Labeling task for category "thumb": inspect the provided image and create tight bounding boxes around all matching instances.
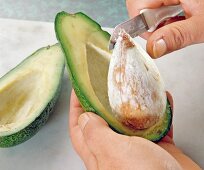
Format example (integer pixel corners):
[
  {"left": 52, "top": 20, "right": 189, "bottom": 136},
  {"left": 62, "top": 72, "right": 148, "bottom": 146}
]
[
  {"left": 147, "top": 17, "right": 204, "bottom": 58},
  {"left": 78, "top": 112, "right": 115, "bottom": 155}
]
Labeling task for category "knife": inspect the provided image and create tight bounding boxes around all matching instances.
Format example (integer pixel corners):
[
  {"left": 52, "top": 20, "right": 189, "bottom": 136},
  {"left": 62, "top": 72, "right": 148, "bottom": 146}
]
[{"left": 109, "top": 5, "right": 184, "bottom": 50}]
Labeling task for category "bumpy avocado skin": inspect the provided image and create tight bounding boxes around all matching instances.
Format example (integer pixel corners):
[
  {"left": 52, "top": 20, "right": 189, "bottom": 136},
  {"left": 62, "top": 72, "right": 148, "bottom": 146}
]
[
  {"left": 0, "top": 71, "right": 63, "bottom": 148},
  {"left": 55, "top": 12, "right": 172, "bottom": 142},
  {"left": 0, "top": 45, "right": 64, "bottom": 147}
]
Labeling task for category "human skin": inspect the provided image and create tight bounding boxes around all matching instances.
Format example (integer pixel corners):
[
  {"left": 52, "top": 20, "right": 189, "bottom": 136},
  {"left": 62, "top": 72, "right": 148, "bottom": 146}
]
[
  {"left": 69, "top": 90, "right": 201, "bottom": 170},
  {"left": 126, "top": 0, "right": 204, "bottom": 58}
]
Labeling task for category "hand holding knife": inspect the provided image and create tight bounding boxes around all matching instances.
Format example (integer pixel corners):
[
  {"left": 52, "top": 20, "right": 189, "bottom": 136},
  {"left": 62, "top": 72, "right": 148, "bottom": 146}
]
[{"left": 109, "top": 5, "right": 184, "bottom": 50}]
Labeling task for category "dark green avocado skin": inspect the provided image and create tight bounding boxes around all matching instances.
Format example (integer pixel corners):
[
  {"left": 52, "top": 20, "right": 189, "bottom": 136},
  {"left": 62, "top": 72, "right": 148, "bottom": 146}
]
[
  {"left": 0, "top": 75, "right": 62, "bottom": 148},
  {"left": 152, "top": 99, "right": 172, "bottom": 142},
  {"left": 0, "top": 44, "right": 64, "bottom": 148},
  {"left": 55, "top": 11, "right": 172, "bottom": 142}
]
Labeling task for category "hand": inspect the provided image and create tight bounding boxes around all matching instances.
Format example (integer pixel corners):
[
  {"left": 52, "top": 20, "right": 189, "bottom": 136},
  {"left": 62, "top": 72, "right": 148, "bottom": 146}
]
[
  {"left": 69, "top": 90, "right": 201, "bottom": 170},
  {"left": 126, "top": 0, "right": 204, "bottom": 58}
]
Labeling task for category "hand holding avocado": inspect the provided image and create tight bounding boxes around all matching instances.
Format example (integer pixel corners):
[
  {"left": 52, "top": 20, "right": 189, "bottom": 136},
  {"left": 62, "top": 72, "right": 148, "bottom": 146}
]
[
  {"left": 69, "top": 90, "right": 200, "bottom": 170},
  {"left": 62, "top": 1, "right": 204, "bottom": 169},
  {"left": 0, "top": 0, "right": 203, "bottom": 168},
  {"left": 54, "top": 10, "right": 202, "bottom": 169},
  {"left": 126, "top": 0, "right": 204, "bottom": 58}
]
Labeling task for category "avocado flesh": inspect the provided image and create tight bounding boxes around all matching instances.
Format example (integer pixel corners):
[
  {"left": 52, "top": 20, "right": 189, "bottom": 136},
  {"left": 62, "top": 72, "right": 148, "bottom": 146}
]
[
  {"left": 0, "top": 44, "right": 64, "bottom": 147},
  {"left": 55, "top": 12, "right": 172, "bottom": 141}
]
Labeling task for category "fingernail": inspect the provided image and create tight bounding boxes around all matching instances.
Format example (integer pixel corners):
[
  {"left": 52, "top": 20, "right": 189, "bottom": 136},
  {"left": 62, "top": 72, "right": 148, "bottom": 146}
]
[
  {"left": 153, "top": 39, "right": 167, "bottom": 58},
  {"left": 78, "top": 113, "right": 89, "bottom": 130}
]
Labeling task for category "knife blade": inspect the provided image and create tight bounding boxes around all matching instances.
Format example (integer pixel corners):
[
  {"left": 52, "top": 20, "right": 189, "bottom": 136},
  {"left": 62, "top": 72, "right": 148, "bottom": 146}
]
[
  {"left": 109, "top": 5, "right": 184, "bottom": 50},
  {"left": 109, "top": 14, "right": 148, "bottom": 50}
]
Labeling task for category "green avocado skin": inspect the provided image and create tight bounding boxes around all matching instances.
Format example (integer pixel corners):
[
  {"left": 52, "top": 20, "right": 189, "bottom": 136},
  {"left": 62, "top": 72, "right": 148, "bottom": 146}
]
[
  {"left": 55, "top": 12, "right": 172, "bottom": 142},
  {"left": 0, "top": 45, "right": 64, "bottom": 147},
  {"left": 0, "top": 81, "right": 62, "bottom": 148},
  {"left": 152, "top": 100, "right": 172, "bottom": 142},
  {"left": 54, "top": 11, "right": 109, "bottom": 114}
]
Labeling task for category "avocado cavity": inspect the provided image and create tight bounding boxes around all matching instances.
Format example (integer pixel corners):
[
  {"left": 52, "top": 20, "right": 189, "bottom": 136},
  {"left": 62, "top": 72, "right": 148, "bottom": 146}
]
[{"left": 0, "top": 44, "right": 64, "bottom": 147}]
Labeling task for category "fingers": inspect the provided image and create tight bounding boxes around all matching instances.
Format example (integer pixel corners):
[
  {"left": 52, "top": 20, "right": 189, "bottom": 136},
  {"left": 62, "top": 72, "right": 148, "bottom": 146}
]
[
  {"left": 69, "top": 89, "right": 85, "bottom": 157},
  {"left": 161, "top": 91, "right": 174, "bottom": 143},
  {"left": 166, "top": 91, "right": 173, "bottom": 111},
  {"left": 69, "top": 90, "right": 98, "bottom": 169},
  {"left": 126, "top": 0, "right": 204, "bottom": 58},
  {"left": 126, "top": 0, "right": 164, "bottom": 40},
  {"left": 147, "top": 17, "right": 204, "bottom": 58},
  {"left": 69, "top": 123, "right": 99, "bottom": 170},
  {"left": 126, "top": 0, "right": 184, "bottom": 41},
  {"left": 68, "top": 89, "right": 85, "bottom": 154},
  {"left": 69, "top": 89, "right": 82, "bottom": 108},
  {"left": 166, "top": 91, "right": 174, "bottom": 139},
  {"left": 126, "top": 0, "right": 180, "bottom": 18},
  {"left": 78, "top": 112, "right": 116, "bottom": 156},
  {"left": 69, "top": 89, "right": 84, "bottom": 129}
]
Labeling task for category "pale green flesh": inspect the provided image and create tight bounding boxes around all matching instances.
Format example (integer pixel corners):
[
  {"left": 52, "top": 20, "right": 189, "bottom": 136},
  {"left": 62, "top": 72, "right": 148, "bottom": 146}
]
[
  {"left": 0, "top": 44, "right": 64, "bottom": 137},
  {"left": 56, "top": 12, "right": 172, "bottom": 141}
]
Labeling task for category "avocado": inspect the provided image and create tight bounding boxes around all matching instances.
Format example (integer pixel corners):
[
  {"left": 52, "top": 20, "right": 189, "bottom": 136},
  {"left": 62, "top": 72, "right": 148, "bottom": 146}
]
[
  {"left": 0, "top": 44, "right": 64, "bottom": 147},
  {"left": 55, "top": 12, "right": 172, "bottom": 141}
]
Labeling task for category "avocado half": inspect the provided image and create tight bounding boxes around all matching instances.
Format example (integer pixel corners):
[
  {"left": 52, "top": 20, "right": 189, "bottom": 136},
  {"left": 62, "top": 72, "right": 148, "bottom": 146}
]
[
  {"left": 0, "top": 44, "right": 64, "bottom": 147},
  {"left": 55, "top": 12, "right": 172, "bottom": 141}
]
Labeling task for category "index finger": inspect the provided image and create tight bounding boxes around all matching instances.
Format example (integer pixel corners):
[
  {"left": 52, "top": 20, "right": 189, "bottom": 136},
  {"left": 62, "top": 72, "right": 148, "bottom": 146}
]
[
  {"left": 126, "top": 0, "right": 180, "bottom": 17},
  {"left": 126, "top": 0, "right": 181, "bottom": 39},
  {"left": 69, "top": 89, "right": 84, "bottom": 129}
]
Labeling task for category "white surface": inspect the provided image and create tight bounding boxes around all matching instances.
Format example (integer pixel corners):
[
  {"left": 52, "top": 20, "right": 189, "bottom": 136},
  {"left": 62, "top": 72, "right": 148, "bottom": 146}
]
[
  {"left": 0, "top": 19, "right": 84, "bottom": 170},
  {"left": 0, "top": 18, "right": 203, "bottom": 169}
]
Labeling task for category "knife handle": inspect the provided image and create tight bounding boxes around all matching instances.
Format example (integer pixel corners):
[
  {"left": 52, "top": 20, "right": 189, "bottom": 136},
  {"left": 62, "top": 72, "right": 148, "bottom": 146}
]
[{"left": 141, "top": 5, "right": 184, "bottom": 32}]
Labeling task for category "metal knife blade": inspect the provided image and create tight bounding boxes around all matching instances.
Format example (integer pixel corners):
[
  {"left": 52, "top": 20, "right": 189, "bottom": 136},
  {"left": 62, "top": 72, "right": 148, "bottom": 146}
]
[
  {"left": 109, "top": 5, "right": 184, "bottom": 50},
  {"left": 109, "top": 14, "right": 148, "bottom": 50}
]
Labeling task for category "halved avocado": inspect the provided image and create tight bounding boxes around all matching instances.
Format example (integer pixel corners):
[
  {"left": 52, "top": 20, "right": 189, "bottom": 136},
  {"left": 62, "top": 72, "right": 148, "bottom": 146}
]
[
  {"left": 0, "top": 44, "right": 64, "bottom": 147},
  {"left": 55, "top": 12, "right": 172, "bottom": 141}
]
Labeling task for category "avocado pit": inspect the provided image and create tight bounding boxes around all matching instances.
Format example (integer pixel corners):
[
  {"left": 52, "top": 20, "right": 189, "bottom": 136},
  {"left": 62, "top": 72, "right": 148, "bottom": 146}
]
[{"left": 108, "top": 31, "right": 166, "bottom": 130}]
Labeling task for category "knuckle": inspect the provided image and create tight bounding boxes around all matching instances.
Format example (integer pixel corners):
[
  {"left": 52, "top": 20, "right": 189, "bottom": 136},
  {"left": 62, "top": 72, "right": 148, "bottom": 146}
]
[
  {"left": 83, "top": 122, "right": 98, "bottom": 142},
  {"left": 172, "top": 25, "right": 185, "bottom": 48},
  {"left": 162, "top": 0, "right": 180, "bottom": 5},
  {"left": 84, "top": 125, "right": 95, "bottom": 140},
  {"left": 165, "top": 24, "right": 189, "bottom": 50}
]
